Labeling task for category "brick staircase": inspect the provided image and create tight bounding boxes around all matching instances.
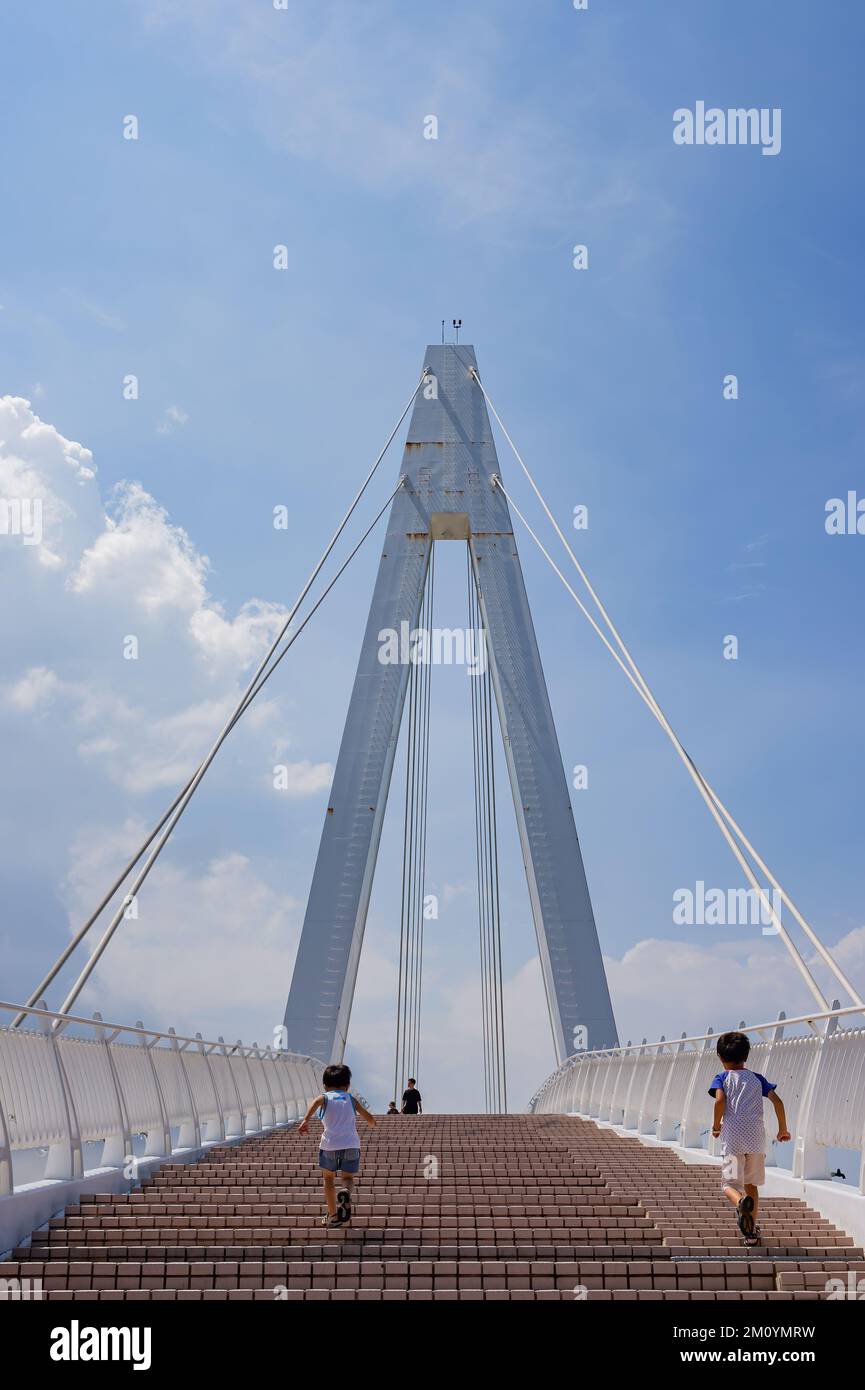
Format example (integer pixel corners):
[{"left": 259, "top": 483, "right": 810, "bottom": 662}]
[{"left": 3, "top": 1115, "right": 861, "bottom": 1300}]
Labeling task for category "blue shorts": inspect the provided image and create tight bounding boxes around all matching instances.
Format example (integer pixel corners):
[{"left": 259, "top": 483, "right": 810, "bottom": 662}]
[{"left": 318, "top": 1147, "right": 360, "bottom": 1174}]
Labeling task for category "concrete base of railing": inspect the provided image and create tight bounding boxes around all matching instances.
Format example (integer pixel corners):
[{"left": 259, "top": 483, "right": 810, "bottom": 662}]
[
  {"left": 583, "top": 1116, "right": 865, "bottom": 1251},
  {"left": 0, "top": 1121, "right": 299, "bottom": 1259}
]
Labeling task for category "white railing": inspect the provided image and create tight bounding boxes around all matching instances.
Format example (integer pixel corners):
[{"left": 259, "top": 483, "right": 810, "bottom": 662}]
[
  {"left": 0, "top": 1000, "right": 326, "bottom": 1196},
  {"left": 528, "top": 1005, "right": 865, "bottom": 1193}
]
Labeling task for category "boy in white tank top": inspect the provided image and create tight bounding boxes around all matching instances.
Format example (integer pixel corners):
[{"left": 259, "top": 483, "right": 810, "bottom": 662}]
[{"left": 299, "top": 1063, "right": 376, "bottom": 1227}]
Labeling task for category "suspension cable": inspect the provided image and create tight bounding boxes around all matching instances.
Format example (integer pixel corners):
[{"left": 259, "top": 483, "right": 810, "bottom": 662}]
[
  {"left": 475, "top": 370, "right": 863, "bottom": 1010},
  {"left": 467, "top": 545, "right": 507, "bottom": 1111},
  {"left": 393, "top": 545, "right": 434, "bottom": 1097},
  {"left": 23, "top": 373, "right": 428, "bottom": 1025},
  {"left": 17, "top": 477, "right": 412, "bottom": 1027},
  {"left": 412, "top": 546, "right": 434, "bottom": 1080},
  {"left": 467, "top": 548, "right": 491, "bottom": 1110},
  {"left": 495, "top": 474, "right": 833, "bottom": 1011},
  {"left": 404, "top": 566, "right": 425, "bottom": 1082},
  {"left": 15, "top": 475, "right": 408, "bottom": 1029}
]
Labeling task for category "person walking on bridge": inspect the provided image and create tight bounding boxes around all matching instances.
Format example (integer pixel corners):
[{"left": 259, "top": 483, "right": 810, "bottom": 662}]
[
  {"left": 299, "top": 1064, "right": 377, "bottom": 1228},
  {"left": 401, "top": 1079, "right": 422, "bottom": 1114}
]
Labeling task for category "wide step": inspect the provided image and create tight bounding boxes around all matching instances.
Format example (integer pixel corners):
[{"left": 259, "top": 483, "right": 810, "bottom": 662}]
[{"left": 3, "top": 1116, "right": 858, "bottom": 1300}]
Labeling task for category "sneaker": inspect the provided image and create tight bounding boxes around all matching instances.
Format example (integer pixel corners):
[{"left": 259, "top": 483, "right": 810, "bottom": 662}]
[
  {"left": 336, "top": 1187, "right": 353, "bottom": 1223},
  {"left": 743, "top": 1224, "right": 762, "bottom": 1247},
  {"left": 320, "top": 1211, "right": 348, "bottom": 1228},
  {"left": 736, "top": 1194, "right": 755, "bottom": 1238}
]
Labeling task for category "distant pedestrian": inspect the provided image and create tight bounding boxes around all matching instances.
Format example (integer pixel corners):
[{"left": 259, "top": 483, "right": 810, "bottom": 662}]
[
  {"left": 386, "top": 1101, "right": 399, "bottom": 1115},
  {"left": 401, "top": 1079, "right": 422, "bottom": 1115}
]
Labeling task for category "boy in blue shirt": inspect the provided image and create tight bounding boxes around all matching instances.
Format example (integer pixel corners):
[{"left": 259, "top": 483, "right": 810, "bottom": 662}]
[
  {"left": 298, "top": 1063, "right": 376, "bottom": 1228},
  {"left": 709, "top": 1030, "right": 790, "bottom": 1245}
]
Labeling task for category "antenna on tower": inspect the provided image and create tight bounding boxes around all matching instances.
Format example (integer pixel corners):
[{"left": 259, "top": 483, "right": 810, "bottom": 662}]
[
  {"left": 453, "top": 318, "right": 463, "bottom": 343},
  {"left": 441, "top": 320, "right": 445, "bottom": 345}
]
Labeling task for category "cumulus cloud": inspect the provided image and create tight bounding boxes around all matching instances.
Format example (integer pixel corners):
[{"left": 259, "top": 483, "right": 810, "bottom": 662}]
[
  {"left": 68, "top": 480, "right": 209, "bottom": 615},
  {"left": 0, "top": 395, "right": 343, "bottom": 1045},
  {"left": 271, "top": 759, "right": 333, "bottom": 797},
  {"left": 62, "top": 820, "right": 303, "bottom": 1040},
  {"left": 604, "top": 928, "right": 865, "bottom": 1045},
  {"left": 0, "top": 394, "right": 98, "bottom": 568},
  {"left": 343, "top": 925, "right": 865, "bottom": 1111},
  {"left": 5, "top": 665, "right": 59, "bottom": 712},
  {"left": 0, "top": 397, "right": 309, "bottom": 788}
]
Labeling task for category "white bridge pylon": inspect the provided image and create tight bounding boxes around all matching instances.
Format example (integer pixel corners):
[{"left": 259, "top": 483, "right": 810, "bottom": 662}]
[{"left": 283, "top": 345, "right": 618, "bottom": 1064}]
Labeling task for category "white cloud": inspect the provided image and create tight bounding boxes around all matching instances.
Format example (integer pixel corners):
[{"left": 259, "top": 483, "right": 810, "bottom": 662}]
[
  {"left": 68, "top": 480, "right": 209, "bottom": 614},
  {"left": 156, "top": 404, "right": 189, "bottom": 434},
  {"left": 0, "top": 397, "right": 326, "bottom": 795},
  {"left": 272, "top": 759, "right": 333, "bottom": 797},
  {"left": 0, "top": 395, "right": 98, "bottom": 568},
  {"left": 341, "top": 926, "right": 865, "bottom": 1111},
  {"left": 5, "top": 665, "right": 59, "bottom": 712},
  {"left": 63, "top": 822, "right": 302, "bottom": 1040},
  {"left": 139, "top": 3, "right": 673, "bottom": 239},
  {"left": 604, "top": 929, "right": 865, "bottom": 1046}
]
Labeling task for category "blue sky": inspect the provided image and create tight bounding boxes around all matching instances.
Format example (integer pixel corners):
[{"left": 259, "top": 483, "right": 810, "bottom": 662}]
[{"left": 1, "top": 1, "right": 864, "bottom": 1110}]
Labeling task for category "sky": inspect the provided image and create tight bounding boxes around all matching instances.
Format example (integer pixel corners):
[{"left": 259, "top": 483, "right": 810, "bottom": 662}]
[{"left": 1, "top": 1, "right": 864, "bottom": 1113}]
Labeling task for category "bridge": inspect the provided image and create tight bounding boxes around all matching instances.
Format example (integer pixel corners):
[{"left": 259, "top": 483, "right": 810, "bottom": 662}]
[{"left": 2, "top": 345, "right": 864, "bottom": 1310}]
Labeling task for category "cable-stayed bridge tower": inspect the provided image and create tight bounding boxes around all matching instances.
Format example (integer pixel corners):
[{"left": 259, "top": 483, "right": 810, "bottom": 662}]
[{"left": 283, "top": 344, "right": 618, "bottom": 1064}]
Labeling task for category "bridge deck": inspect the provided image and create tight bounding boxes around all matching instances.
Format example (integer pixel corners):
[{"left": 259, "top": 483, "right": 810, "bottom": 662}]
[{"left": 3, "top": 1116, "right": 861, "bottom": 1299}]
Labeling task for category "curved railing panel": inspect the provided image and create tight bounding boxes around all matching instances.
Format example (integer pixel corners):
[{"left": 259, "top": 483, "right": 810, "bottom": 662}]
[
  {"left": 151, "top": 1046, "right": 190, "bottom": 1129},
  {"left": 528, "top": 1005, "right": 865, "bottom": 1194},
  {"left": 0, "top": 1027, "right": 68, "bottom": 1148},
  {"left": 0, "top": 1002, "right": 327, "bottom": 1195},
  {"left": 109, "top": 1042, "right": 164, "bottom": 1135},
  {"left": 55, "top": 1036, "right": 122, "bottom": 1143},
  {"left": 811, "top": 1027, "right": 865, "bottom": 1150}
]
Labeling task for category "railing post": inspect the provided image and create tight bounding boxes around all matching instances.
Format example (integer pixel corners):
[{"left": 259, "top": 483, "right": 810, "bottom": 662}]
[
  {"left": 680, "top": 1026, "right": 714, "bottom": 1149},
  {"left": 583, "top": 1054, "right": 605, "bottom": 1117},
  {"left": 92, "top": 1012, "right": 133, "bottom": 1171},
  {"left": 197, "top": 1034, "right": 224, "bottom": 1142},
  {"left": 550, "top": 1060, "right": 568, "bottom": 1113},
  {"left": 656, "top": 1033, "right": 688, "bottom": 1140},
  {"left": 218, "top": 1037, "right": 244, "bottom": 1138},
  {"left": 793, "top": 1001, "right": 840, "bottom": 1181},
  {"left": 598, "top": 1048, "right": 626, "bottom": 1124},
  {"left": 231, "top": 1038, "right": 262, "bottom": 1134},
  {"left": 622, "top": 1040, "right": 647, "bottom": 1130},
  {"left": 136, "top": 1021, "right": 172, "bottom": 1159},
  {"left": 251, "top": 1043, "right": 277, "bottom": 1128},
  {"left": 170, "top": 1028, "right": 201, "bottom": 1151},
  {"left": 636, "top": 1037, "right": 665, "bottom": 1134},
  {"left": 605, "top": 1040, "right": 633, "bottom": 1127},
  {"left": 266, "top": 1047, "right": 289, "bottom": 1124},
  {"left": 0, "top": 1063, "right": 13, "bottom": 1194},
  {"left": 282, "top": 1057, "right": 303, "bottom": 1120},
  {"left": 41, "top": 1002, "right": 83, "bottom": 1182},
  {"left": 571, "top": 1056, "right": 591, "bottom": 1115}
]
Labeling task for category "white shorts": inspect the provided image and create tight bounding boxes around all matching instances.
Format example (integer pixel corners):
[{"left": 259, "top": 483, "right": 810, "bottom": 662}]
[{"left": 721, "top": 1152, "right": 765, "bottom": 1188}]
